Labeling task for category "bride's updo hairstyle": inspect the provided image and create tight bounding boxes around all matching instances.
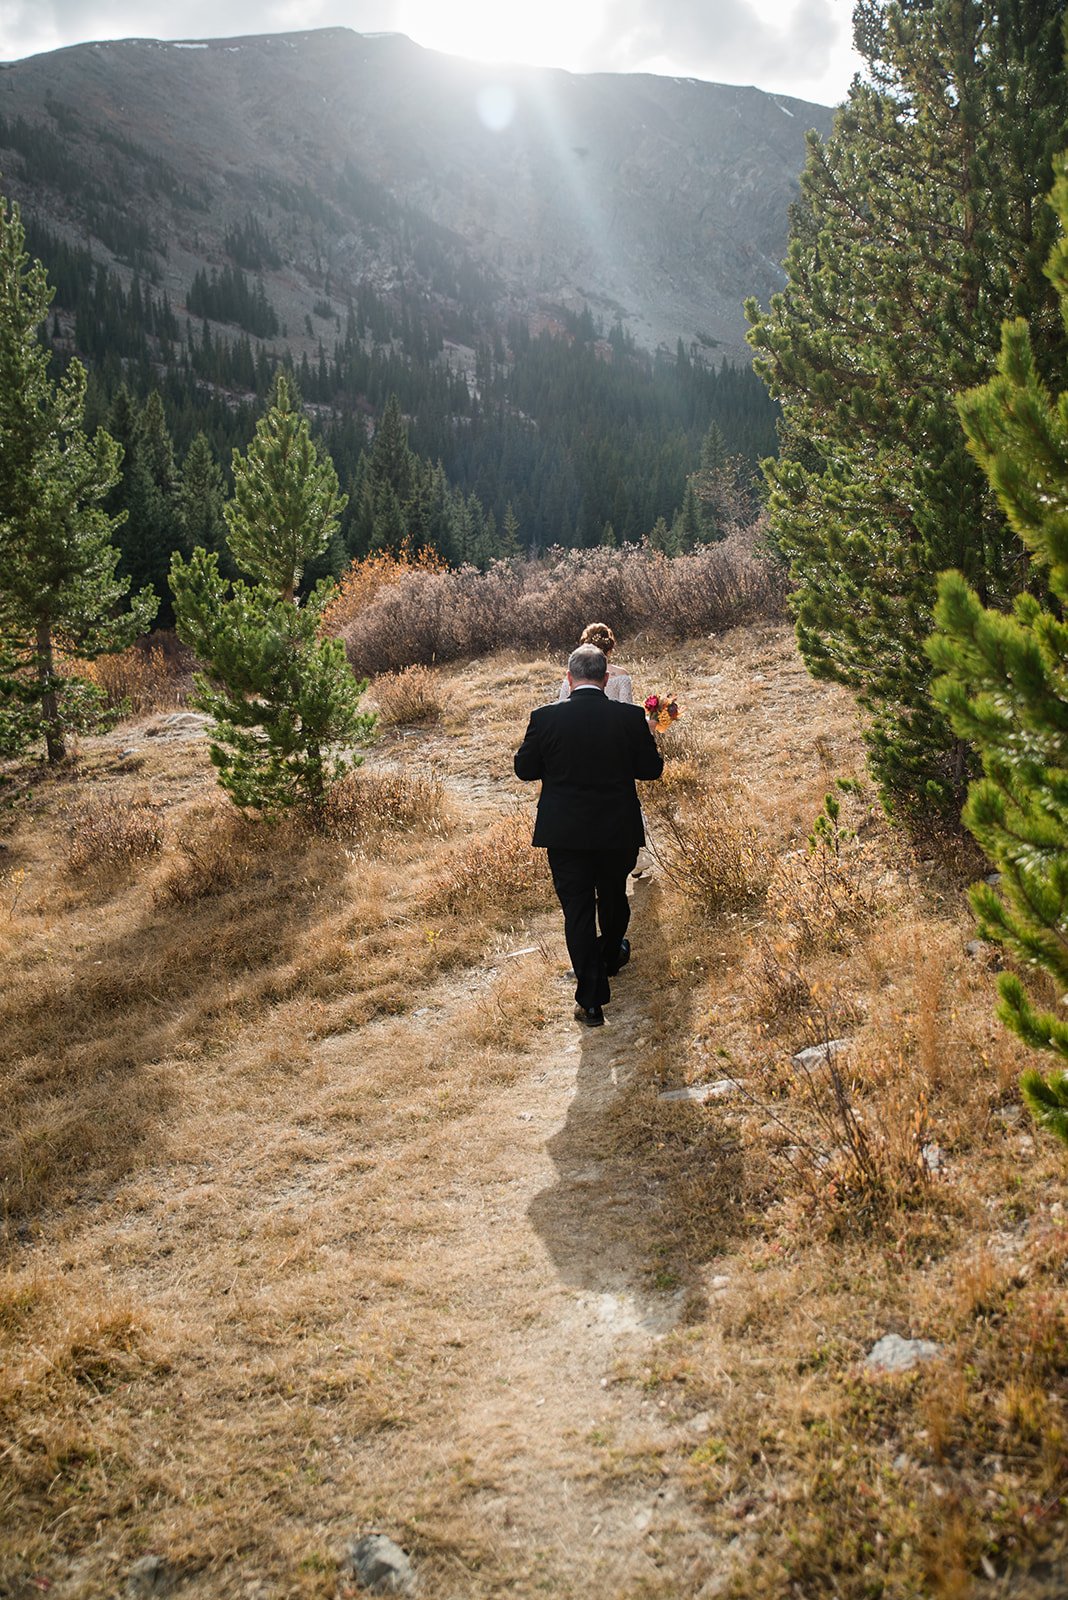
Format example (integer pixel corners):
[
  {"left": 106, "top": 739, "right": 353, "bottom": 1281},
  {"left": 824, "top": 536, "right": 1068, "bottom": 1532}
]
[{"left": 579, "top": 622, "right": 616, "bottom": 655}]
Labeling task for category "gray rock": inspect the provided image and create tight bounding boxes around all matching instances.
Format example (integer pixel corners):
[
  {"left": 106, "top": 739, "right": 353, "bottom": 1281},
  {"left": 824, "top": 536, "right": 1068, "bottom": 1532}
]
[
  {"left": 921, "top": 1143, "right": 944, "bottom": 1172},
  {"left": 792, "top": 1038, "right": 852, "bottom": 1069},
  {"left": 345, "top": 1534, "right": 416, "bottom": 1595},
  {"left": 658, "top": 1078, "right": 742, "bottom": 1103},
  {"left": 865, "top": 1334, "right": 940, "bottom": 1374},
  {"left": 126, "top": 1556, "right": 172, "bottom": 1597},
  {"left": 965, "top": 938, "right": 1002, "bottom": 971}
]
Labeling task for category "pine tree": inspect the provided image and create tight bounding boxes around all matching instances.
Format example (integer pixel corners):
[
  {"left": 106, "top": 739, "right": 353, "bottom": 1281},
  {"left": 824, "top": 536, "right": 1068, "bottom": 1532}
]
[
  {"left": 0, "top": 198, "right": 157, "bottom": 763},
  {"left": 671, "top": 481, "right": 704, "bottom": 553},
  {"left": 118, "top": 391, "right": 180, "bottom": 609},
  {"left": 748, "top": 0, "right": 1068, "bottom": 817},
  {"left": 224, "top": 373, "right": 345, "bottom": 602},
  {"left": 500, "top": 501, "right": 521, "bottom": 558},
  {"left": 649, "top": 516, "right": 678, "bottom": 556},
  {"left": 927, "top": 152, "right": 1068, "bottom": 1147},
  {"left": 687, "top": 420, "right": 747, "bottom": 541},
  {"left": 171, "top": 377, "right": 373, "bottom": 817},
  {"left": 176, "top": 432, "right": 226, "bottom": 564}
]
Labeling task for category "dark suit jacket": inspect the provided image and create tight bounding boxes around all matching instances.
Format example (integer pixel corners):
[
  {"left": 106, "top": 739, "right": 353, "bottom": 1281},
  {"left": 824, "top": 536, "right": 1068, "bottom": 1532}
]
[{"left": 514, "top": 686, "right": 664, "bottom": 852}]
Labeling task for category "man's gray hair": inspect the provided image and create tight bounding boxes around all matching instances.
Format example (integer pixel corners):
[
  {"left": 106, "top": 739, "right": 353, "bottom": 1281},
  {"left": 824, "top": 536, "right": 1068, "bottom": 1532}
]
[{"left": 568, "top": 644, "right": 608, "bottom": 682}]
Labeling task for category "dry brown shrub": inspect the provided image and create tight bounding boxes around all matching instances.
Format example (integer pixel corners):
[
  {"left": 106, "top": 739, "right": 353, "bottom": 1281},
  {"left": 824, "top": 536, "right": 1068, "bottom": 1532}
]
[
  {"left": 647, "top": 784, "right": 771, "bottom": 916},
  {"left": 750, "top": 1033, "right": 933, "bottom": 1234},
  {"left": 78, "top": 638, "right": 189, "bottom": 715},
  {"left": 66, "top": 794, "right": 164, "bottom": 874},
  {"left": 338, "top": 532, "right": 786, "bottom": 674},
  {"left": 320, "top": 542, "right": 447, "bottom": 635},
  {"left": 320, "top": 768, "right": 449, "bottom": 839},
  {"left": 371, "top": 665, "right": 444, "bottom": 726},
  {"left": 749, "top": 939, "right": 817, "bottom": 1029},
  {"left": 426, "top": 813, "right": 553, "bottom": 917}
]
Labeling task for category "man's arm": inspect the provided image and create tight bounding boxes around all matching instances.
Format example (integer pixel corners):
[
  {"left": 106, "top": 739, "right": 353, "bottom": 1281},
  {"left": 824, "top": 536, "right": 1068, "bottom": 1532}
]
[
  {"left": 514, "top": 712, "right": 545, "bottom": 781},
  {"left": 632, "top": 710, "right": 664, "bottom": 781}
]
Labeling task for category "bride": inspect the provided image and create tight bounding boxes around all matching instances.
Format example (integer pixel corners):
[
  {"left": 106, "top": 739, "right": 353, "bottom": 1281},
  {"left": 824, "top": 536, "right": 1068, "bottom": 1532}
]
[{"left": 557, "top": 622, "right": 633, "bottom": 702}]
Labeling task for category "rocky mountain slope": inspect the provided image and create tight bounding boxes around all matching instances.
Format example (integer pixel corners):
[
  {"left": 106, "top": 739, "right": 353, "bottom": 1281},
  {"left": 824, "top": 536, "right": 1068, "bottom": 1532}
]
[{"left": 0, "top": 27, "right": 834, "bottom": 361}]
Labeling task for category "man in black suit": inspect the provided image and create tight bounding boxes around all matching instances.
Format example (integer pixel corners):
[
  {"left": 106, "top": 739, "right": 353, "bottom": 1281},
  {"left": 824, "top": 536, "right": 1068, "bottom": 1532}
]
[{"left": 514, "top": 643, "right": 664, "bottom": 1026}]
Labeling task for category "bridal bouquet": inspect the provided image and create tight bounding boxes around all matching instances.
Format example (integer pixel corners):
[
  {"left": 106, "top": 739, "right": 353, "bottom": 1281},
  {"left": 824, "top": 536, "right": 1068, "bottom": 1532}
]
[{"left": 644, "top": 692, "right": 680, "bottom": 734}]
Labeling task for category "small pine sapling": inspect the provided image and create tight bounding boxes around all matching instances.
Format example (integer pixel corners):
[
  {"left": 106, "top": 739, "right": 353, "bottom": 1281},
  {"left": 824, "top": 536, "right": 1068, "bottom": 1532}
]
[{"left": 171, "top": 375, "right": 376, "bottom": 819}]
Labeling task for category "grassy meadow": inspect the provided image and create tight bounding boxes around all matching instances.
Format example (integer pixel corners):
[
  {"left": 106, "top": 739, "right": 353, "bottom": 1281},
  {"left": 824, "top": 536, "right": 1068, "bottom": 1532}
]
[{"left": 1, "top": 610, "right": 1066, "bottom": 1599}]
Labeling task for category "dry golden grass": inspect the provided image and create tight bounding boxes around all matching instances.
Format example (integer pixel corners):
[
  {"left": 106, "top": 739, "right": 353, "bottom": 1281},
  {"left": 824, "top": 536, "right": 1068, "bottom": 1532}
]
[
  {"left": 369, "top": 664, "right": 445, "bottom": 727},
  {"left": 65, "top": 790, "right": 165, "bottom": 873},
  {"left": 1, "top": 622, "right": 1067, "bottom": 1600},
  {"left": 425, "top": 811, "right": 554, "bottom": 918}
]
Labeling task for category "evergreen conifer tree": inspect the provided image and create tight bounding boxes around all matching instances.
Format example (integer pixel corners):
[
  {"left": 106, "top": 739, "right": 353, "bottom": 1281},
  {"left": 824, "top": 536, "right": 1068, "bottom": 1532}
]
[
  {"left": 223, "top": 373, "right": 345, "bottom": 603},
  {"left": 649, "top": 516, "right": 678, "bottom": 556},
  {"left": 928, "top": 153, "right": 1068, "bottom": 1146},
  {"left": 501, "top": 502, "right": 522, "bottom": 558},
  {"left": 171, "top": 377, "right": 373, "bottom": 818},
  {"left": 671, "top": 481, "right": 704, "bottom": 552},
  {"left": 0, "top": 198, "right": 156, "bottom": 762},
  {"left": 747, "top": 0, "right": 1068, "bottom": 816},
  {"left": 176, "top": 432, "right": 227, "bottom": 565}
]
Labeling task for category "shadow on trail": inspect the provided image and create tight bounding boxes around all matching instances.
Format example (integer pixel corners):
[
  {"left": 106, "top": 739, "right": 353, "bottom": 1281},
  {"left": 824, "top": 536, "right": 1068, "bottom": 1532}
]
[{"left": 528, "top": 879, "right": 747, "bottom": 1324}]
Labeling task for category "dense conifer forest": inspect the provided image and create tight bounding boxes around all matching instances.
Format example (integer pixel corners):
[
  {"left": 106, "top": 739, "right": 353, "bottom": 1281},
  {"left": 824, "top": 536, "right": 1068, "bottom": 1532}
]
[{"left": 17, "top": 198, "right": 776, "bottom": 608}]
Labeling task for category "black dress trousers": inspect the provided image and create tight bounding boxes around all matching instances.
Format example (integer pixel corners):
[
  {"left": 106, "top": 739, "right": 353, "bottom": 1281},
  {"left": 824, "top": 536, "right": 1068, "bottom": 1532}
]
[{"left": 548, "top": 844, "right": 638, "bottom": 1009}]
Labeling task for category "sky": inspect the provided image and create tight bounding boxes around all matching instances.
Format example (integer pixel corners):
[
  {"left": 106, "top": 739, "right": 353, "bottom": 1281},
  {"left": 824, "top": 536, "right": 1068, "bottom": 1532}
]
[{"left": 0, "top": 0, "right": 862, "bottom": 106}]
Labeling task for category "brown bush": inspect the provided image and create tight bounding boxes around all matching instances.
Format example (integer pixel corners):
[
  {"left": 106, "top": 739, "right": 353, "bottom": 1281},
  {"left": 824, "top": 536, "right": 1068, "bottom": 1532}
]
[
  {"left": 66, "top": 794, "right": 165, "bottom": 874},
  {"left": 338, "top": 529, "right": 786, "bottom": 675},
  {"left": 749, "top": 940, "right": 817, "bottom": 1029},
  {"left": 320, "top": 768, "right": 449, "bottom": 839},
  {"left": 766, "top": 796, "right": 883, "bottom": 950},
  {"left": 425, "top": 813, "right": 553, "bottom": 917},
  {"left": 371, "top": 665, "right": 444, "bottom": 727},
  {"left": 754, "top": 1039, "right": 933, "bottom": 1234},
  {"left": 320, "top": 543, "right": 448, "bottom": 636},
  {"left": 79, "top": 638, "right": 190, "bottom": 715},
  {"left": 647, "top": 784, "right": 771, "bottom": 916}
]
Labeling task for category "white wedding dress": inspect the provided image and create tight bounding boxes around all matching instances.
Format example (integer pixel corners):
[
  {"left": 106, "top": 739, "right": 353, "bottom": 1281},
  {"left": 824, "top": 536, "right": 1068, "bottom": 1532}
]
[{"left": 557, "top": 669, "right": 634, "bottom": 703}]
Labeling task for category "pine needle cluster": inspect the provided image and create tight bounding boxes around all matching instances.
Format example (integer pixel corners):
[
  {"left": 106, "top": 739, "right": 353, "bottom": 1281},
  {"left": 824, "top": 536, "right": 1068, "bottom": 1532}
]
[{"left": 928, "top": 153, "right": 1068, "bottom": 1146}]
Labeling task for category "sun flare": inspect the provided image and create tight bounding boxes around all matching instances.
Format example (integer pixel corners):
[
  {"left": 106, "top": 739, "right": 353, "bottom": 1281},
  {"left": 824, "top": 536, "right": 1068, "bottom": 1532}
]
[{"left": 397, "top": 0, "right": 606, "bottom": 72}]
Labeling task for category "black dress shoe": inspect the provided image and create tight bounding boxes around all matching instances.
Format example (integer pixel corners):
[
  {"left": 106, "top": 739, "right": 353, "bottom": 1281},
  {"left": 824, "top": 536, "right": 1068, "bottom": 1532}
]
[
  {"left": 574, "top": 1004, "right": 605, "bottom": 1027},
  {"left": 606, "top": 939, "right": 630, "bottom": 977}
]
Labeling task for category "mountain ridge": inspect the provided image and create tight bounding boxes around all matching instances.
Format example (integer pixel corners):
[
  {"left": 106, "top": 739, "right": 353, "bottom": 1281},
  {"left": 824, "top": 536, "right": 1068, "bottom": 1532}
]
[{"left": 0, "top": 27, "right": 834, "bottom": 362}]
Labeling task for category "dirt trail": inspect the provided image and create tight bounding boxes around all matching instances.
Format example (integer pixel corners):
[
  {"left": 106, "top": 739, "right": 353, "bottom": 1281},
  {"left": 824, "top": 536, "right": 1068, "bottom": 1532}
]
[
  {"left": 314, "top": 903, "right": 727, "bottom": 1598},
  {"left": 7, "top": 626, "right": 861, "bottom": 1599}
]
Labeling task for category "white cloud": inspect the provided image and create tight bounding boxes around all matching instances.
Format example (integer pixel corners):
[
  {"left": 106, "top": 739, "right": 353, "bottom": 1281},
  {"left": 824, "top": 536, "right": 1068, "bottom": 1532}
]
[
  {"left": 587, "top": 0, "right": 855, "bottom": 101},
  {"left": 0, "top": 0, "right": 859, "bottom": 102}
]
